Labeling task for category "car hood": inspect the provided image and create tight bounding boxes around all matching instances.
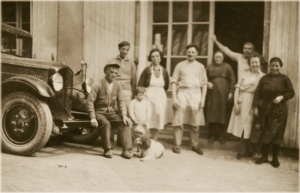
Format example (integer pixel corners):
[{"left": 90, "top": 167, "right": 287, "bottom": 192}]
[{"left": 1, "top": 53, "right": 70, "bottom": 73}]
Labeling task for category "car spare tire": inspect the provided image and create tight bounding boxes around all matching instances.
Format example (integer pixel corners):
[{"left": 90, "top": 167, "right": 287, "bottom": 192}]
[{"left": 2, "top": 92, "right": 53, "bottom": 156}]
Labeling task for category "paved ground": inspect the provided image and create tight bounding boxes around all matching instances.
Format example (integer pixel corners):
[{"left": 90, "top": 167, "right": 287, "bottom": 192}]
[{"left": 2, "top": 137, "right": 299, "bottom": 192}]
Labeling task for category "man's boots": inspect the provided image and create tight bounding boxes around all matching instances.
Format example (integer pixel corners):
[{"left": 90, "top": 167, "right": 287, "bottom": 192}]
[{"left": 255, "top": 143, "right": 269, "bottom": 164}]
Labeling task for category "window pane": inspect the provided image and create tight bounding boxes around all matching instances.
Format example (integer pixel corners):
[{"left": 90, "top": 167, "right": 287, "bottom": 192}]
[
  {"left": 170, "top": 58, "right": 185, "bottom": 76},
  {"left": 22, "top": 2, "right": 30, "bottom": 22},
  {"left": 2, "top": 2, "right": 16, "bottom": 22},
  {"left": 21, "top": 38, "right": 31, "bottom": 58},
  {"left": 173, "top": 2, "right": 188, "bottom": 22},
  {"left": 192, "top": 25, "right": 209, "bottom": 56},
  {"left": 22, "top": 23, "right": 30, "bottom": 32},
  {"left": 153, "top": 2, "right": 168, "bottom": 23},
  {"left": 152, "top": 25, "right": 168, "bottom": 56},
  {"left": 193, "top": 2, "right": 210, "bottom": 22},
  {"left": 2, "top": 32, "right": 17, "bottom": 55},
  {"left": 160, "top": 57, "right": 167, "bottom": 69},
  {"left": 171, "top": 25, "right": 188, "bottom": 56},
  {"left": 196, "top": 58, "right": 207, "bottom": 67}
]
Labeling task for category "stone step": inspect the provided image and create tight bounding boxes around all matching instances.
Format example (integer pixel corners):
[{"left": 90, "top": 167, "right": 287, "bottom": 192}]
[{"left": 159, "top": 124, "right": 239, "bottom": 142}]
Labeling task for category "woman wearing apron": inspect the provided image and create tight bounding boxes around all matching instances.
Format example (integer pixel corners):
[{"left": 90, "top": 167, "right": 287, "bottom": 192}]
[
  {"left": 227, "top": 53, "right": 265, "bottom": 160},
  {"left": 138, "top": 49, "right": 170, "bottom": 140}
]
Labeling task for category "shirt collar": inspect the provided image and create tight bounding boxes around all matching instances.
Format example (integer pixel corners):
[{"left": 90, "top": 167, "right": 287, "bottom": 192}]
[{"left": 116, "top": 55, "right": 129, "bottom": 61}]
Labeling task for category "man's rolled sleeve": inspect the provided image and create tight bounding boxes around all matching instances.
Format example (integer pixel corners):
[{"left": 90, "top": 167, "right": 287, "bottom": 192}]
[
  {"left": 171, "top": 63, "right": 181, "bottom": 85},
  {"left": 86, "top": 84, "right": 99, "bottom": 119}
]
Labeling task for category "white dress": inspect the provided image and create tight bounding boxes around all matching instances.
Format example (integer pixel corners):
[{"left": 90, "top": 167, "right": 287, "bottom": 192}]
[
  {"left": 145, "top": 66, "right": 168, "bottom": 130},
  {"left": 227, "top": 71, "right": 265, "bottom": 139}
]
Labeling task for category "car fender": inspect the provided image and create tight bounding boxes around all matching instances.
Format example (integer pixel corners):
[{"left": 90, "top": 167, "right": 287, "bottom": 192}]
[{"left": 2, "top": 75, "right": 54, "bottom": 97}]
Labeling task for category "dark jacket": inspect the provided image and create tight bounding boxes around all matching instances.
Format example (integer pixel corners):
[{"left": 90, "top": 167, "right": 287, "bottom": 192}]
[{"left": 138, "top": 65, "right": 170, "bottom": 91}]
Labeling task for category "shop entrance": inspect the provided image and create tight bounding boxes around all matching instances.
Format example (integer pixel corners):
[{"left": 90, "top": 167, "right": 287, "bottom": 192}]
[{"left": 214, "top": 2, "right": 265, "bottom": 77}]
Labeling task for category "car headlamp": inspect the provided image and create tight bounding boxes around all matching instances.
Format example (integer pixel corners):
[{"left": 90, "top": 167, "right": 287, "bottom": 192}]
[{"left": 51, "top": 73, "right": 63, "bottom": 91}]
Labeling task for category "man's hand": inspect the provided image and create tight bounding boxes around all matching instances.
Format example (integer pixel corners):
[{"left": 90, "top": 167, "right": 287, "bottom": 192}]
[
  {"left": 199, "top": 100, "right": 205, "bottom": 109},
  {"left": 133, "top": 120, "right": 139, "bottom": 125},
  {"left": 207, "top": 82, "right": 214, "bottom": 89},
  {"left": 172, "top": 100, "right": 180, "bottom": 111},
  {"left": 90, "top": 118, "right": 98, "bottom": 128},
  {"left": 211, "top": 34, "right": 217, "bottom": 42},
  {"left": 228, "top": 93, "right": 233, "bottom": 101},
  {"left": 273, "top": 96, "right": 284, "bottom": 104},
  {"left": 234, "top": 104, "right": 240, "bottom": 115},
  {"left": 253, "top": 107, "right": 259, "bottom": 117},
  {"left": 123, "top": 115, "right": 132, "bottom": 127}
]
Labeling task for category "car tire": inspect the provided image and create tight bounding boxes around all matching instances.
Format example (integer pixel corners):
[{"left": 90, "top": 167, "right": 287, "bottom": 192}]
[
  {"left": 2, "top": 92, "right": 53, "bottom": 156},
  {"left": 64, "top": 127, "right": 101, "bottom": 144}
]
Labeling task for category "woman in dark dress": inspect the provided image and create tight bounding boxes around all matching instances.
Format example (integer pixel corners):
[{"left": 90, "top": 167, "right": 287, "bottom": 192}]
[
  {"left": 252, "top": 57, "right": 295, "bottom": 168},
  {"left": 206, "top": 50, "right": 236, "bottom": 144}
]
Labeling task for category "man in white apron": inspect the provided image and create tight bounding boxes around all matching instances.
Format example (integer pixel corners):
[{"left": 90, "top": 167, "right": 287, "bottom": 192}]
[{"left": 171, "top": 44, "right": 208, "bottom": 155}]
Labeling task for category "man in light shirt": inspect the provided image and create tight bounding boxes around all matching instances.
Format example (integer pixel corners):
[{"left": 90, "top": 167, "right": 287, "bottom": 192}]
[
  {"left": 171, "top": 44, "right": 208, "bottom": 155},
  {"left": 87, "top": 60, "right": 133, "bottom": 159},
  {"left": 211, "top": 34, "right": 255, "bottom": 80}
]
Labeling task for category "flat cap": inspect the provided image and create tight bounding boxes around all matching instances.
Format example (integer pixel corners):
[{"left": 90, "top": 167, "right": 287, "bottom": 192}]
[{"left": 104, "top": 60, "right": 120, "bottom": 72}]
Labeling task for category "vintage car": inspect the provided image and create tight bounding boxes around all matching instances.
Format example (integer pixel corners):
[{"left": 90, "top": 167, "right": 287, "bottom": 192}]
[{"left": 1, "top": 23, "right": 100, "bottom": 156}]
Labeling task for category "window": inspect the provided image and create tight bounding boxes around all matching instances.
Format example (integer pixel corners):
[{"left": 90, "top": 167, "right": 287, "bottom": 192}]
[
  {"left": 150, "top": 1, "right": 214, "bottom": 75},
  {"left": 1, "top": 1, "right": 31, "bottom": 57}
]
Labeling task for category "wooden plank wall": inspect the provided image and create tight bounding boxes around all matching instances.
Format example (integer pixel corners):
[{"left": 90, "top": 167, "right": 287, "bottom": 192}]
[
  {"left": 268, "top": 1, "right": 299, "bottom": 148},
  {"left": 83, "top": 1, "right": 136, "bottom": 82},
  {"left": 32, "top": 1, "right": 58, "bottom": 61}
]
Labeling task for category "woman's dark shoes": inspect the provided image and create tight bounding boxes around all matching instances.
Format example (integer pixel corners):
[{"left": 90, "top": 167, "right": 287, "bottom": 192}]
[
  {"left": 237, "top": 153, "right": 244, "bottom": 160},
  {"left": 219, "top": 137, "right": 225, "bottom": 144},
  {"left": 271, "top": 159, "right": 280, "bottom": 168},
  {"left": 172, "top": 146, "right": 181, "bottom": 154},
  {"left": 255, "top": 157, "right": 268, "bottom": 164},
  {"left": 247, "top": 150, "right": 254, "bottom": 157},
  {"left": 208, "top": 137, "right": 215, "bottom": 143}
]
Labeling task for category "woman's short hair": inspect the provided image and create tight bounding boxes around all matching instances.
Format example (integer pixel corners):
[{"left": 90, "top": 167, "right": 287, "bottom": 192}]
[
  {"left": 270, "top": 57, "right": 283, "bottom": 67},
  {"left": 247, "top": 52, "right": 264, "bottom": 66},
  {"left": 186, "top": 44, "right": 199, "bottom": 52},
  {"left": 147, "top": 49, "right": 164, "bottom": 62},
  {"left": 135, "top": 86, "right": 146, "bottom": 95},
  {"left": 214, "top": 50, "right": 225, "bottom": 57},
  {"left": 118, "top": 41, "right": 130, "bottom": 49}
]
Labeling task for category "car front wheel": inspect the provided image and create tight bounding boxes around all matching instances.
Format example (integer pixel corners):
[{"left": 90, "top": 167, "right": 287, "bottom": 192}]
[{"left": 2, "top": 92, "right": 53, "bottom": 156}]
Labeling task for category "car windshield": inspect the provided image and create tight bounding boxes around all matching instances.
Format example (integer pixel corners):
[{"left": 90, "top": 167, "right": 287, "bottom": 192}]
[{"left": 1, "top": 23, "right": 32, "bottom": 58}]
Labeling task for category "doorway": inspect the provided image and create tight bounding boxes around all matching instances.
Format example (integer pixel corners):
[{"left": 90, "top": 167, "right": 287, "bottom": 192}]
[{"left": 214, "top": 2, "right": 265, "bottom": 77}]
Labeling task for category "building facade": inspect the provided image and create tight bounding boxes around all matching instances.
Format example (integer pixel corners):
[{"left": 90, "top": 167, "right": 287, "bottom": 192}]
[{"left": 2, "top": 1, "right": 299, "bottom": 148}]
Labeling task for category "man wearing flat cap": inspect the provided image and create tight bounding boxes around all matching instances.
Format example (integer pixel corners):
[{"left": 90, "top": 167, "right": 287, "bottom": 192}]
[{"left": 87, "top": 60, "right": 133, "bottom": 159}]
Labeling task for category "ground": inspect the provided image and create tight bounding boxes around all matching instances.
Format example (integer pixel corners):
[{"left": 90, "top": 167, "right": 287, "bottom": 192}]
[{"left": 1, "top": 137, "right": 299, "bottom": 192}]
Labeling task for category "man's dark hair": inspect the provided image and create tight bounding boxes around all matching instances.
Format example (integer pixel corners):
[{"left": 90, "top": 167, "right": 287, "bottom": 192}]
[
  {"left": 186, "top": 44, "right": 199, "bottom": 52},
  {"left": 244, "top": 42, "right": 255, "bottom": 51},
  {"left": 118, "top": 41, "right": 130, "bottom": 49}
]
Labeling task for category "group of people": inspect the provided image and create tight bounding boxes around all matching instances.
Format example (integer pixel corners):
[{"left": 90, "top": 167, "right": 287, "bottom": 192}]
[{"left": 86, "top": 37, "right": 295, "bottom": 168}]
